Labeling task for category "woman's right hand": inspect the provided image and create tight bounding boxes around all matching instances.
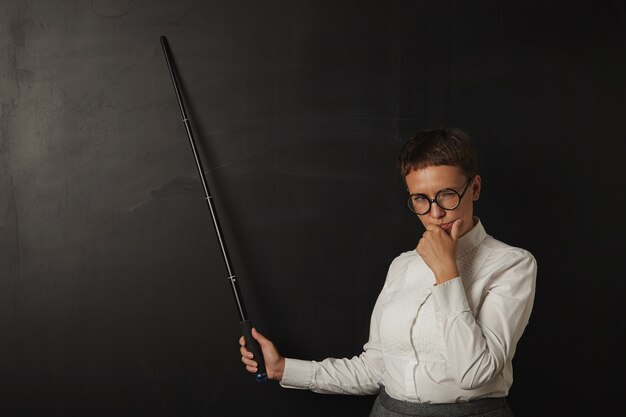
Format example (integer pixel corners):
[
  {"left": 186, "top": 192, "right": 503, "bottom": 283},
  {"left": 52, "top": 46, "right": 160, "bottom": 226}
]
[{"left": 239, "top": 327, "right": 285, "bottom": 381}]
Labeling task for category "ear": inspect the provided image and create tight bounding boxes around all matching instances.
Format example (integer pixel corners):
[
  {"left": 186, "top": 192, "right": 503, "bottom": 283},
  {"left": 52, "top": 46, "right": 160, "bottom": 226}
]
[{"left": 471, "top": 175, "right": 482, "bottom": 201}]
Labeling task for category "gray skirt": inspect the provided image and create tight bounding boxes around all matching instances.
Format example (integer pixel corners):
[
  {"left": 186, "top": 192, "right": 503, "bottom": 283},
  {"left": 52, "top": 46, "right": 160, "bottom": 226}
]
[{"left": 369, "top": 388, "right": 514, "bottom": 417}]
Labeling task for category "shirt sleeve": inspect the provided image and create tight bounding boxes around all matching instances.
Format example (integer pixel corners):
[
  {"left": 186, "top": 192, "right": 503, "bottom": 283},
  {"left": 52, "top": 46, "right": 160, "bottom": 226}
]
[
  {"left": 430, "top": 249, "right": 537, "bottom": 390},
  {"left": 279, "top": 287, "right": 388, "bottom": 395}
]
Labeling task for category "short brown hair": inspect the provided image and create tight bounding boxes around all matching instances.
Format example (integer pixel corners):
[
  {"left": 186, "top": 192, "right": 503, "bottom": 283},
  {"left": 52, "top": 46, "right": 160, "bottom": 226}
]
[{"left": 398, "top": 128, "right": 478, "bottom": 178}]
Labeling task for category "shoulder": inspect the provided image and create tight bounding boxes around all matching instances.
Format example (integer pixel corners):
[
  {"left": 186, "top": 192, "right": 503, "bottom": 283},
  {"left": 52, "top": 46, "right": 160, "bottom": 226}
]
[
  {"left": 480, "top": 233, "right": 534, "bottom": 260},
  {"left": 480, "top": 235, "right": 537, "bottom": 288},
  {"left": 392, "top": 249, "right": 417, "bottom": 262},
  {"left": 380, "top": 250, "right": 417, "bottom": 288},
  {"left": 464, "top": 219, "right": 535, "bottom": 268},
  {"left": 388, "top": 249, "right": 417, "bottom": 271}
]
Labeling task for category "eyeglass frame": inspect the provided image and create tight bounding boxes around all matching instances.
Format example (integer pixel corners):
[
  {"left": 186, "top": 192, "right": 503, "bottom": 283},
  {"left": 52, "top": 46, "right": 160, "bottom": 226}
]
[{"left": 407, "top": 177, "right": 474, "bottom": 215}]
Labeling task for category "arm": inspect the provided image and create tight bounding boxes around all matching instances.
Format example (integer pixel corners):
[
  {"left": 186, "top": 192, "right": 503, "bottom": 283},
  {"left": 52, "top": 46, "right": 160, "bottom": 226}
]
[
  {"left": 239, "top": 283, "right": 391, "bottom": 395},
  {"left": 239, "top": 254, "right": 415, "bottom": 394},
  {"left": 240, "top": 318, "right": 384, "bottom": 394},
  {"left": 432, "top": 250, "right": 537, "bottom": 389},
  {"left": 279, "top": 297, "right": 386, "bottom": 395}
]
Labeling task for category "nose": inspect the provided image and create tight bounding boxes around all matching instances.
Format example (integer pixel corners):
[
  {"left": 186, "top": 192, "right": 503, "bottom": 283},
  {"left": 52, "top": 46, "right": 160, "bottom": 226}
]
[{"left": 429, "top": 201, "right": 446, "bottom": 218}]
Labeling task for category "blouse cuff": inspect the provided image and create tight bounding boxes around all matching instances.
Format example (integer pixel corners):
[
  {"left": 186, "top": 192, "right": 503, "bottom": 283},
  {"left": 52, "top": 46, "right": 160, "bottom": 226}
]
[
  {"left": 431, "top": 277, "right": 470, "bottom": 318},
  {"left": 279, "top": 358, "right": 314, "bottom": 390}
]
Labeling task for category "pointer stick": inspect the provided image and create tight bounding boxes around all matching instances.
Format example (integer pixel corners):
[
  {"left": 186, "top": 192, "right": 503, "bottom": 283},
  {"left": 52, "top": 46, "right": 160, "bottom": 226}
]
[{"left": 160, "top": 35, "right": 267, "bottom": 382}]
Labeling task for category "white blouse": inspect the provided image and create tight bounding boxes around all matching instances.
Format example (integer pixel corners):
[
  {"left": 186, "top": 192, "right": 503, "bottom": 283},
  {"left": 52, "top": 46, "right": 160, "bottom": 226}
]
[{"left": 280, "top": 218, "right": 537, "bottom": 403}]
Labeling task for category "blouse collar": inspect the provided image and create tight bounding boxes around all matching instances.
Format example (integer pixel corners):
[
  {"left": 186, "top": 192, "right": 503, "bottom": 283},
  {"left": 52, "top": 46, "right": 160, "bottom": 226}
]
[{"left": 456, "top": 217, "right": 487, "bottom": 259}]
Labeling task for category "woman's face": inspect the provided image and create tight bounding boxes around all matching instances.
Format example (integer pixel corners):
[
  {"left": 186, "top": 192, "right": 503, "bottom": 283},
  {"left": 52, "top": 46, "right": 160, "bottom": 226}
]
[{"left": 405, "top": 165, "right": 481, "bottom": 237}]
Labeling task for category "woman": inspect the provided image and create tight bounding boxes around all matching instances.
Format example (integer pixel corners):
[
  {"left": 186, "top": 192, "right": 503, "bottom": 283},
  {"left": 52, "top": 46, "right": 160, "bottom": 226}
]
[{"left": 240, "top": 128, "right": 537, "bottom": 417}]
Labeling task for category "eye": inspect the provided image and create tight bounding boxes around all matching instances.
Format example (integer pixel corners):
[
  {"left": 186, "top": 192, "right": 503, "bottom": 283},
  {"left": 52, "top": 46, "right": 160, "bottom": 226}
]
[
  {"left": 438, "top": 190, "right": 457, "bottom": 200},
  {"left": 411, "top": 195, "right": 427, "bottom": 202}
]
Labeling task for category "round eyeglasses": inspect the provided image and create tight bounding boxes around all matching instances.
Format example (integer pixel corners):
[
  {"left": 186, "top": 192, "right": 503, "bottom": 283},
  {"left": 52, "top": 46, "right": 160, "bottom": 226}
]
[{"left": 407, "top": 177, "right": 473, "bottom": 215}]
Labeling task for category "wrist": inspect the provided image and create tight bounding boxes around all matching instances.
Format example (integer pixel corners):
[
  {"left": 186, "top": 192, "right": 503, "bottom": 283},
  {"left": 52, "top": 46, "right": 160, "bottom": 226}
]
[
  {"left": 434, "top": 265, "right": 459, "bottom": 284},
  {"left": 272, "top": 357, "right": 286, "bottom": 381}
]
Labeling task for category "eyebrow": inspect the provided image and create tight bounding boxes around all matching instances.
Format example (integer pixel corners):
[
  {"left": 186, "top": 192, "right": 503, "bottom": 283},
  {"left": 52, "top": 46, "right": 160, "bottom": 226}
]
[{"left": 409, "top": 184, "right": 464, "bottom": 197}]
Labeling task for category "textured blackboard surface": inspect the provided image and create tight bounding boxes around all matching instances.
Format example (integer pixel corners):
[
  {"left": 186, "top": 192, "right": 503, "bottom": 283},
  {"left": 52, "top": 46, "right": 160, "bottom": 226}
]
[{"left": 1, "top": 1, "right": 624, "bottom": 416}]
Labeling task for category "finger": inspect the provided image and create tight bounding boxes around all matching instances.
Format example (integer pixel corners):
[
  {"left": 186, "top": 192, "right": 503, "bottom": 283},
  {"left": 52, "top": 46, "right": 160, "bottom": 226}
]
[
  {"left": 240, "top": 346, "right": 253, "bottom": 358},
  {"left": 246, "top": 365, "right": 258, "bottom": 373},
  {"left": 239, "top": 336, "right": 245, "bottom": 347},
  {"left": 241, "top": 356, "right": 257, "bottom": 367},
  {"left": 450, "top": 219, "right": 463, "bottom": 241}
]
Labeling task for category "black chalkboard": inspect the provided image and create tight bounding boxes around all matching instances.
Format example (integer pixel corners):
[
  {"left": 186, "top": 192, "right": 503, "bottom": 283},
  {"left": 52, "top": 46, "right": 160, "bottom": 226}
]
[{"left": 1, "top": 1, "right": 624, "bottom": 416}]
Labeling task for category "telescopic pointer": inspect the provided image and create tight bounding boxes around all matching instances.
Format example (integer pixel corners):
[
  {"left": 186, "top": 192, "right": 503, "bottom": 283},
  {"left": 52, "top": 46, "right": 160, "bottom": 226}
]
[{"left": 160, "top": 35, "right": 267, "bottom": 382}]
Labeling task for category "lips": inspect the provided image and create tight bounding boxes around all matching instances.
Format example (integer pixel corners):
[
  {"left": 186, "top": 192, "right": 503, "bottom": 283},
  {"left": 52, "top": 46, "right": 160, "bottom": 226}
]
[{"left": 439, "top": 222, "right": 453, "bottom": 233}]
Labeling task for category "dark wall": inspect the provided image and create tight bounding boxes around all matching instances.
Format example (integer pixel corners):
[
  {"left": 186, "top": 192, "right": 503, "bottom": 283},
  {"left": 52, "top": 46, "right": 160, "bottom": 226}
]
[{"left": 1, "top": 1, "right": 624, "bottom": 416}]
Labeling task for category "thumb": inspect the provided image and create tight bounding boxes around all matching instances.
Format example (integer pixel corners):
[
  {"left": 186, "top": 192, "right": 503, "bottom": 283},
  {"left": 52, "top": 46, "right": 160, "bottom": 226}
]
[
  {"left": 450, "top": 219, "right": 463, "bottom": 241},
  {"left": 251, "top": 327, "right": 268, "bottom": 346}
]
